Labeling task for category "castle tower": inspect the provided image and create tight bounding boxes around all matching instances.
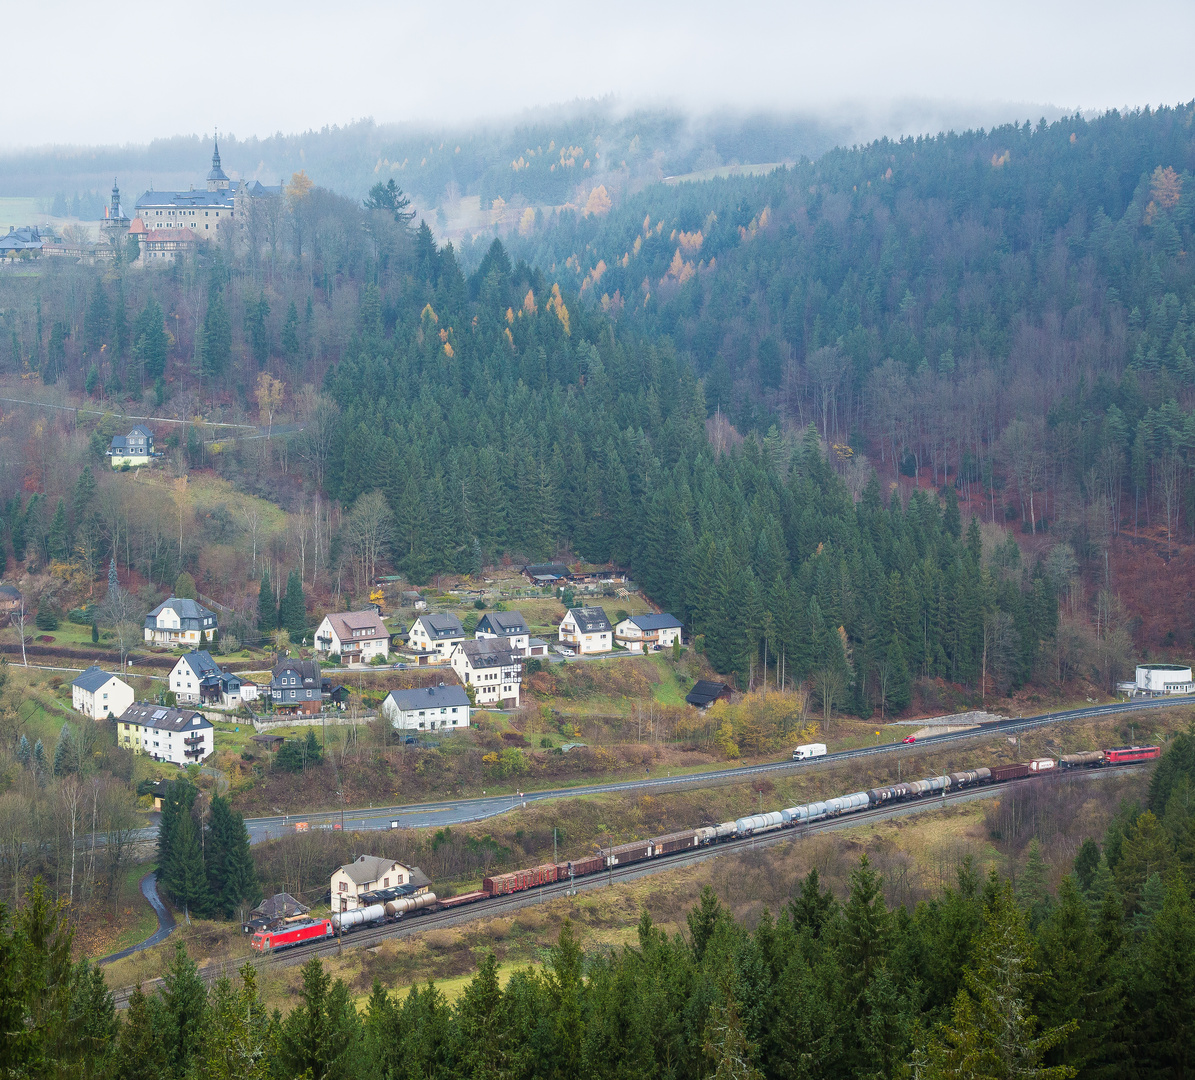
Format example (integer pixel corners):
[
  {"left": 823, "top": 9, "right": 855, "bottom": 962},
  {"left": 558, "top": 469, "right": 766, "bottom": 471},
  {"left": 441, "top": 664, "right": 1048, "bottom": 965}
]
[
  {"left": 102, "top": 177, "right": 130, "bottom": 243},
  {"left": 206, "top": 136, "right": 230, "bottom": 192}
]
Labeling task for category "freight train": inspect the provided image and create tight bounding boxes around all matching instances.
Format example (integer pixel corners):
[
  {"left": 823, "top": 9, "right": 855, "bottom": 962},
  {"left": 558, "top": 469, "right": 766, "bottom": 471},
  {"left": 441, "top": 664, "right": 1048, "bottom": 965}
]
[
  {"left": 250, "top": 892, "right": 439, "bottom": 951},
  {"left": 256, "top": 744, "right": 1161, "bottom": 956},
  {"left": 431, "top": 744, "right": 1160, "bottom": 907}
]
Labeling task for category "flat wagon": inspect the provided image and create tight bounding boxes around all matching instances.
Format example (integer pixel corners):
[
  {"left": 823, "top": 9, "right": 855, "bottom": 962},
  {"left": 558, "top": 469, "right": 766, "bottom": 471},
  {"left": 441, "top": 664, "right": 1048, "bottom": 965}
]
[
  {"left": 990, "top": 763, "right": 1030, "bottom": 782},
  {"left": 438, "top": 890, "right": 488, "bottom": 909}
]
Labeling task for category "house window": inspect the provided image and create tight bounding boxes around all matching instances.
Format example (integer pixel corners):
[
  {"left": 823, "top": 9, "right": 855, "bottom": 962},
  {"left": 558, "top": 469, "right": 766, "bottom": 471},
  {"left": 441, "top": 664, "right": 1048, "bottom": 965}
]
[{"left": 338, "top": 881, "right": 346, "bottom": 892}]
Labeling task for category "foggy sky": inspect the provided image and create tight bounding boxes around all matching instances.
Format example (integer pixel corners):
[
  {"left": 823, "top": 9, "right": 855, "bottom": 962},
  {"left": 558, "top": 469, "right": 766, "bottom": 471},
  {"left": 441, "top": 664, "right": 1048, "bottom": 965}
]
[{"left": 5, "top": 0, "right": 1194, "bottom": 149}]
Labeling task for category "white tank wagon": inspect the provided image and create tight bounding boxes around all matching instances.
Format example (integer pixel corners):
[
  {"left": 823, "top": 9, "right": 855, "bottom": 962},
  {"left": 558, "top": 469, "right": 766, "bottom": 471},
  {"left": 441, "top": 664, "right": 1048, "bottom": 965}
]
[
  {"left": 733, "top": 811, "right": 786, "bottom": 836},
  {"left": 331, "top": 903, "right": 386, "bottom": 931},
  {"left": 825, "top": 792, "right": 870, "bottom": 816},
  {"left": 385, "top": 893, "right": 438, "bottom": 916}
]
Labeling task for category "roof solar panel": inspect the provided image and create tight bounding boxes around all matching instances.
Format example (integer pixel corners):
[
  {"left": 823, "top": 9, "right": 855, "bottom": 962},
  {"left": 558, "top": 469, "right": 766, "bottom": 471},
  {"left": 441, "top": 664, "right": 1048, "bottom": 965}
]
[{"left": 152, "top": 709, "right": 168, "bottom": 720}]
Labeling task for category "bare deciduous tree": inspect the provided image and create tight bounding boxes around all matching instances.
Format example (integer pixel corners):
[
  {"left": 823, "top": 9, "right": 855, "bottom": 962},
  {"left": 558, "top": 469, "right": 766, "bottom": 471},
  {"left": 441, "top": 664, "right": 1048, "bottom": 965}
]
[{"left": 343, "top": 490, "right": 394, "bottom": 594}]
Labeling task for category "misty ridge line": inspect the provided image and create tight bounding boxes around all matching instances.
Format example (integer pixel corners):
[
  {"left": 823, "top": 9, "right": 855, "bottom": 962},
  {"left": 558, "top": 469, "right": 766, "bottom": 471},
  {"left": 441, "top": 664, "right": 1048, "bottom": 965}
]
[{"left": 0, "top": 96, "right": 1098, "bottom": 204}]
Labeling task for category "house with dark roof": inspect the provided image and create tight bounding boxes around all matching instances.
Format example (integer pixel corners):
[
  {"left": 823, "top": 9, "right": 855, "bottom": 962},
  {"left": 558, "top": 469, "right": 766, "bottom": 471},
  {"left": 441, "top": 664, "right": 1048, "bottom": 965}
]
[
  {"left": 524, "top": 563, "right": 570, "bottom": 584},
  {"left": 381, "top": 684, "right": 470, "bottom": 732},
  {"left": 558, "top": 606, "right": 613, "bottom": 654},
  {"left": 246, "top": 892, "right": 309, "bottom": 930},
  {"left": 71, "top": 665, "right": 134, "bottom": 719},
  {"left": 685, "top": 680, "right": 734, "bottom": 709},
  {"left": 116, "top": 702, "right": 213, "bottom": 765},
  {"left": 615, "top": 613, "right": 684, "bottom": 652},
  {"left": 270, "top": 659, "right": 323, "bottom": 713},
  {"left": 450, "top": 638, "right": 523, "bottom": 708},
  {"left": 0, "top": 583, "right": 21, "bottom": 616},
  {"left": 475, "top": 611, "right": 530, "bottom": 655},
  {"left": 0, "top": 226, "right": 42, "bottom": 258},
  {"left": 169, "top": 650, "right": 223, "bottom": 704},
  {"left": 314, "top": 610, "right": 389, "bottom": 664},
  {"left": 406, "top": 613, "right": 466, "bottom": 664},
  {"left": 144, "top": 597, "right": 217, "bottom": 646},
  {"left": 108, "top": 425, "right": 158, "bottom": 468},
  {"left": 331, "top": 855, "right": 425, "bottom": 912},
  {"left": 220, "top": 672, "right": 257, "bottom": 708}
]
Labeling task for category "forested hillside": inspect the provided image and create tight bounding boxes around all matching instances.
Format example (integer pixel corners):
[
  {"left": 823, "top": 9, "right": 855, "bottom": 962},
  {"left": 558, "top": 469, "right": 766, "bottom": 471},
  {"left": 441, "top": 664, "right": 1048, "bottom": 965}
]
[
  {"left": 510, "top": 105, "right": 1195, "bottom": 546},
  {"left": 5, "top": 104, "right": 1195, "bottom": 703}
]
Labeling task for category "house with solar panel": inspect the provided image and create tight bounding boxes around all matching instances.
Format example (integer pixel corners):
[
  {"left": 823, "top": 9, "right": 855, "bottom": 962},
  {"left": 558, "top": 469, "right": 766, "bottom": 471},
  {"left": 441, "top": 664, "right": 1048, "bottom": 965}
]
[
  {"left": 144, "top": 597, "right": 218, "bottom": 646},
  {"left": 614, "top": 613, "right": 684, "bottom": 652},
  {"left": 557, "top": 606, "right": 613, "bottom": 654},
  {"left": 116, "top": 703, "right": 214, "bottom": 765}
]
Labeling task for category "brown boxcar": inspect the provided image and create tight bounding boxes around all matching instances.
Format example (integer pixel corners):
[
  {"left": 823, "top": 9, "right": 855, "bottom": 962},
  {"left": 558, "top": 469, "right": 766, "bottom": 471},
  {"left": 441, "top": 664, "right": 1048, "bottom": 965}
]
[
  {"left": 989, "top": 763, "right": 1030, "bottom": 782},
  {"left": 559, "top": 855, "right": 605, "bottom": 878},
  {"left": 651, "top": 830, "right": 700, "bottom": 856},
  {"left": 438, "top": 890, "right": 488, "bottom": 908},
  {"left": 484, "top": 863, "right": 559, "bottom": 896},
  {"left": 603, "top": 839, "right": 652, "bottom": 866}
]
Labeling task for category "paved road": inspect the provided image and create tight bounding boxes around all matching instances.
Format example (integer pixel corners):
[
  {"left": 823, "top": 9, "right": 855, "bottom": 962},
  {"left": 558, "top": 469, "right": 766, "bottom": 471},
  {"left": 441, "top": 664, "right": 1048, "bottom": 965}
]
[
  {"left": 97, "top": 872, "right": 175, "bottom": 965},
  {"left": 117, "top": 693, "right": 1183, "bottom": 847},
  {"left": 108, "top": 763, "right": 1143, "bottom": 1002}
]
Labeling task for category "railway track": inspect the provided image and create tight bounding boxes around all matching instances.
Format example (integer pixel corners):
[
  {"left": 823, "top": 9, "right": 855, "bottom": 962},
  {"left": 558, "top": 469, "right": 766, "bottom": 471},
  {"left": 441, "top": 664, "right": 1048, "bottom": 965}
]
[{"left": 108, "top": 763, "right": 1145, "bottom": 1008}]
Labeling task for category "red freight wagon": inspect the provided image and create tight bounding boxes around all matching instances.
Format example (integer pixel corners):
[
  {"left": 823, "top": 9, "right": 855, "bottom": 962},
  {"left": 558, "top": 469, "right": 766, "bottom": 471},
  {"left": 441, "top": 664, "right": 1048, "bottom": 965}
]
[
  {"left": 989, "top": 763, "right": 1030, "bottom": 783},
  {"left": 438, "top": 890, "right": 488, "bottom": 909},
  {"left": 251, "top": 918, "right": 332, "bottom": 952},
  {"left": 651, "top": 830, "right": 701, "bottom": 856},
  {"left": 559, "top": 855, "right": 605, "bottom": 878},
  {"left": 484, "top": 863, "right": 559, "bottom": 896},
  {"left": 1104, "top": 745, "right": 1161, "bottom": 764},
  {"left": 602, "top": 839, "right": 653, "bottom": 866}
]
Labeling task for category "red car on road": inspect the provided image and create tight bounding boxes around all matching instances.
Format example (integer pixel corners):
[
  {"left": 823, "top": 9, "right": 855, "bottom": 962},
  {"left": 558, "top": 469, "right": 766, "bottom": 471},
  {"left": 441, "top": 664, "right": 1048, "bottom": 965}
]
[{"left": 902, "top": 735, "right": 917, "bottom": 744}]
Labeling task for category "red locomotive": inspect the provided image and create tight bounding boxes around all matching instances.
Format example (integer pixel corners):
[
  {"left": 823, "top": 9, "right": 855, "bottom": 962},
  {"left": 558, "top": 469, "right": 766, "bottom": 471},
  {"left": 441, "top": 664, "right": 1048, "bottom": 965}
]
[
  {"left": 1102, "top": 745, "right": 1161, "bottom": 764},
  {"left": 250, "top": 918, "right": 333, "bottom": 953}
]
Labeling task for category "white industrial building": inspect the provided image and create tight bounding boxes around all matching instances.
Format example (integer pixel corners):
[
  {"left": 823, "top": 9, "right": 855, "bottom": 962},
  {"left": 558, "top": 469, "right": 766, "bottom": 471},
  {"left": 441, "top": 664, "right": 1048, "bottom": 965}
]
[{"left": 1133, "top": 664, "right": 1195, "bottom": 696}]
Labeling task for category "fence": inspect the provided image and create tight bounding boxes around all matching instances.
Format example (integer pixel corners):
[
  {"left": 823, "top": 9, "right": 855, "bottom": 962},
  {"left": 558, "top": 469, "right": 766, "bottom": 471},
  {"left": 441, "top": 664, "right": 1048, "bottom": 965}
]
[{"left": 249, "top": 709, "right": 378, "bottom": 732}]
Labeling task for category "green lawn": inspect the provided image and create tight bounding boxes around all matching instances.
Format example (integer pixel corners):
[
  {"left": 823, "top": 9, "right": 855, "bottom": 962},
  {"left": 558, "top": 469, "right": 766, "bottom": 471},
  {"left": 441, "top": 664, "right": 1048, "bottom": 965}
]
[{"left": 647, "top": 654, "right": 689, "bottom": 706}]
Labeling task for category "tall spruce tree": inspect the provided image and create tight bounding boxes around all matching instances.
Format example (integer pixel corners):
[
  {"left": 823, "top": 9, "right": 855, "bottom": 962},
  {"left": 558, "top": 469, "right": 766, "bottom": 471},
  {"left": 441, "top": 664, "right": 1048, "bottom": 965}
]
[
  {"left": 281, "top": 570, "right": 306, "bottom": 639},
  {"left": 160, "top": 941, "right": 208, "bottom": 1079},
  {"left": 52, "top": 723, "right": 74, "bottom": 776},
  {"left": 206, "top": 795, "right": 261, "bottom": 919},
  {"left": 257, "top": 570, "right": 275, "bottom": 633}
]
